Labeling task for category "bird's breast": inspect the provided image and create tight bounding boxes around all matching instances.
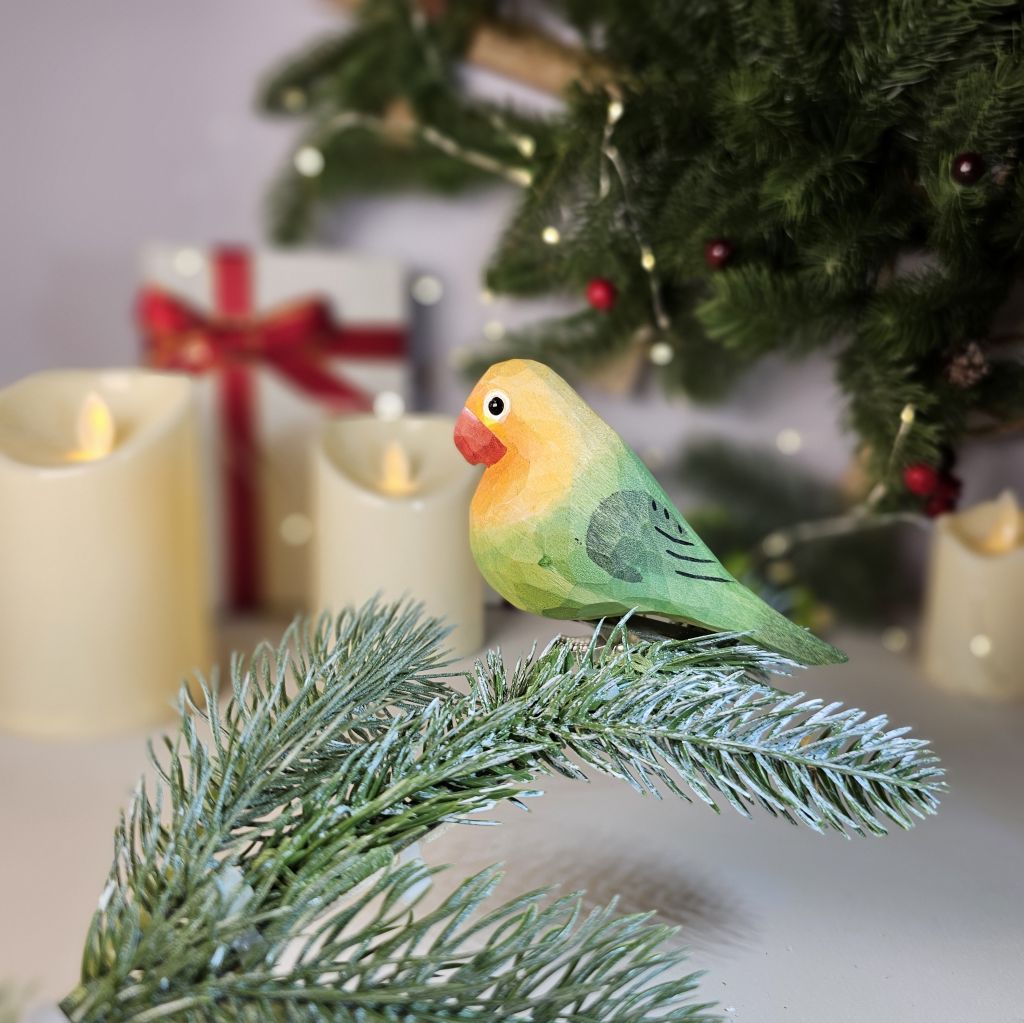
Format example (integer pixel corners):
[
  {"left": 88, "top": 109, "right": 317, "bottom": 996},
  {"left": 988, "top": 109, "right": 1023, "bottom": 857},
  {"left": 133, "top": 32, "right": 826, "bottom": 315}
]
[{"left": 469, "top": 450, "right": 575, "bottom": 532}]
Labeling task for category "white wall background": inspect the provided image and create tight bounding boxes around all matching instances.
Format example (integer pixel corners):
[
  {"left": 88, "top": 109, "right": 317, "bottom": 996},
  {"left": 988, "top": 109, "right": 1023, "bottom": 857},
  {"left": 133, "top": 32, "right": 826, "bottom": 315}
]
[{"left": 1, "top": 1, "right": 1020, "bottom": 497}]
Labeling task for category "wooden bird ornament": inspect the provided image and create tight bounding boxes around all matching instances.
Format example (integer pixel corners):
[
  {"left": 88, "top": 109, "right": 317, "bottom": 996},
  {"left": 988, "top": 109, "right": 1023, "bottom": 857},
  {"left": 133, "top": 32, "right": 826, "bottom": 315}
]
[{"left": 454, "top": 359, "right": 846, "bottom": 666}]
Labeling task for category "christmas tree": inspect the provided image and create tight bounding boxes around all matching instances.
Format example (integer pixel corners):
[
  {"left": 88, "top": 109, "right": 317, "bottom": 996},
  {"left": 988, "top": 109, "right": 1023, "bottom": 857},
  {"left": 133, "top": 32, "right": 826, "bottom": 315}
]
[
  {"left": 60, "top": 602, "right": 943, "bottom": 1020},
  {"left": 259, "top": 0, "right": 1024, "bottom": 512}
]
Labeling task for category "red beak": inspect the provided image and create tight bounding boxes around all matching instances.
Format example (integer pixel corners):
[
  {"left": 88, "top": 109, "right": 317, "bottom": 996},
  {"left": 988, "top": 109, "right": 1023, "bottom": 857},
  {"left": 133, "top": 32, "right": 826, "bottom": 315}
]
[{"left": 454, "top": 407, "right": 507, "bottom": 466}]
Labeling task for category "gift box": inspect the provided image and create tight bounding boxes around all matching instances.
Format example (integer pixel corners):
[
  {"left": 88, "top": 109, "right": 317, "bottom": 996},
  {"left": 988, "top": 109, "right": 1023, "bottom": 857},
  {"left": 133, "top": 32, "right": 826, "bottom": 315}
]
[{"left": 138, "top": 244, "right": 410, "bottom": 612}]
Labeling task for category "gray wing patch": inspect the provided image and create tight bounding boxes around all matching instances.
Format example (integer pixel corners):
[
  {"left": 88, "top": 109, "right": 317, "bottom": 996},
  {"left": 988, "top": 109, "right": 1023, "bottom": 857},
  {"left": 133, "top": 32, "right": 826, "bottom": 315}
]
[
  {"left": 586, "top": 490, "right": 650, "bottom": 582},
  {"left": 586, "top": 490, "right": 730, "bottom": 584}
]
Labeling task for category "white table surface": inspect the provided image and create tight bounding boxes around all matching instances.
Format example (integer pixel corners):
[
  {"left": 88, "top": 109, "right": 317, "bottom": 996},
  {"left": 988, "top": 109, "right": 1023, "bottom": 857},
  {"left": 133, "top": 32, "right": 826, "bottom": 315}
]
[{"left": 2, "top": 610, "right": 1022, "bottom": 1021}]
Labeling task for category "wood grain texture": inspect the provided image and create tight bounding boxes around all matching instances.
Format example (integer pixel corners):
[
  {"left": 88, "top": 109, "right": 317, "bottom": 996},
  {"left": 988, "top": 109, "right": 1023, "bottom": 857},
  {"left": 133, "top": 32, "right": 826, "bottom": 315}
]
[{"left": 455, "top": 359, "right": 847, "bottom": 666}]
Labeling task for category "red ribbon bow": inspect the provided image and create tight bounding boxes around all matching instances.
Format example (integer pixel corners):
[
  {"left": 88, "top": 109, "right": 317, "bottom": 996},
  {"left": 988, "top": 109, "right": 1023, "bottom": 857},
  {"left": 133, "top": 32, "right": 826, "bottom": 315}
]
[
  {"left": 136, "top": 247, "right": 406, "bottom": 610},
  {"left": 138, "top": 287, "right": 403, "bottom": 408}
]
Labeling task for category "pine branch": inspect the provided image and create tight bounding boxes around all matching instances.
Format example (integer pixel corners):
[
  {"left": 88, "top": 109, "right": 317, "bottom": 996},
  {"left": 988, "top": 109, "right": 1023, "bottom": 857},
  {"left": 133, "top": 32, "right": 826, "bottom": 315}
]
[
  {"left": 259, "top": 0, "right": 1024, "bottom": 494},
  {"left": 62, "top": 601, "right": 944, "bottom": 1022}
]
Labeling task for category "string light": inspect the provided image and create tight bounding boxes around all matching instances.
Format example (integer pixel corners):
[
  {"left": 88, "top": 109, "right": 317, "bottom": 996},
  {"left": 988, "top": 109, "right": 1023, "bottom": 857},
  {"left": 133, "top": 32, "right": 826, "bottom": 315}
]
[
  {"left": 969, "top": 633, "right": 993, "bottom": 658},
  {"left": 640, "top": 247, "right": 656, "bottom": 271},
  {"left": 762, "top": 532, "right": 791, "bottom": 557},
  {"left": 542, "top": 226, "right": 561, "bottom": 245},
  {"left": 373, "top": 391, "right": 405, "bottom": 420},
  {"left": 775, "top": 428, "right": 803, "bottom": 455},
  {"left": 649, "top": 341, "right": 673, "bottom": 365},
  {"left": 294, "top": 145, "right": 325, "bottom": 177},
  {"left": 172, "top": 248, "right": 203, "bottom": 277},
  {"left": 881, "top": 627, "right": 910, "bottom": 653},
  {"left": 744, "top": 401, "right": 928, "bottom": 573},
  {"left": 281, "top": 87, "right": 307, "bottom": 112},
  {"left": 411, "top": 275, "right": 444, "bottom": 305},
  {"left": 418, "top": 123, "right": 531, "bottom": 187},
  {"left": 280, "top": 513, "right": 313, "bottom": 547},
  {"left": 483, "top": 320, "right": 506, "bottom": 342},
  {"left": 515, "top": 135, "right": 536, "bottom": 158},
  {"left": 607, "top": 99, "right": 625, "bottom": 124}
]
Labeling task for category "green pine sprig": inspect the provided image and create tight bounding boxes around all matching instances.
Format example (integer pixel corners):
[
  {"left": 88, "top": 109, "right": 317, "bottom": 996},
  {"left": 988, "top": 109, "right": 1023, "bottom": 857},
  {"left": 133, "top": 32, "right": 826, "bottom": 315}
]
[
  {"left": 61, "top": 600, "right": 944, "bottom": 1022},
  {"left": 258, "top": 0, "right": 1024, "bottom": 499}
]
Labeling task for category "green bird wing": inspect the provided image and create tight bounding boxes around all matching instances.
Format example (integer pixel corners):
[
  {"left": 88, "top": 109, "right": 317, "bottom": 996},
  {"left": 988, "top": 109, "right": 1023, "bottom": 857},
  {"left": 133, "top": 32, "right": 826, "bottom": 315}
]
[
  {"left": 580, "top": 478, "right": 846, "bottom": 666},
  {"left": 583, "top": 488, "right": 742, "bottom": 628}
]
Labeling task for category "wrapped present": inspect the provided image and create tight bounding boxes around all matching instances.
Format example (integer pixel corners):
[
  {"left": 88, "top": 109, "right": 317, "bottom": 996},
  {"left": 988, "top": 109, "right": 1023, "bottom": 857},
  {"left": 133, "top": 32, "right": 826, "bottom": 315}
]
[{"left": 138, "top": 244, "right": 409, "bottom": 611}]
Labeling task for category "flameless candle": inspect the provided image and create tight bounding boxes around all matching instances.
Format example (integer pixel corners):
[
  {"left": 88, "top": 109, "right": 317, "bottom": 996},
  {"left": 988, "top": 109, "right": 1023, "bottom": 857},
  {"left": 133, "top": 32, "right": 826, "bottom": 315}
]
[
  {"left": 312, "top": 414, "right": 484, "bottom": 656},
  {"left": 921, "top": 490, "right": 1024, "bottom": 700},
  {"left": 0, "top": 370, "right": 212, "bottom": 736}
]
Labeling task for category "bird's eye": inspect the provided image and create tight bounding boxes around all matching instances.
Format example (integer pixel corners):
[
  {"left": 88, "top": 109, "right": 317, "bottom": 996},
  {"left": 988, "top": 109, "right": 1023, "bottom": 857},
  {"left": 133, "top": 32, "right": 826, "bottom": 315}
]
[{"left": 483, "top": 389, "right": 510, "bottom": 423}]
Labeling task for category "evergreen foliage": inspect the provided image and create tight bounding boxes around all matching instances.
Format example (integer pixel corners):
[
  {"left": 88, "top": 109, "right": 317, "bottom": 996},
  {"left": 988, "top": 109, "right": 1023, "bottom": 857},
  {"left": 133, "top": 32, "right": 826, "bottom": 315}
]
[
  {"left": 61, "top": 601, "right": 943, "bottom": 1021},
  {"left": 259, "top": 0, "right": 1024, "bottom": 503},
  {"left": 678, "top": 438, "right": 918, "bottom": 626}
]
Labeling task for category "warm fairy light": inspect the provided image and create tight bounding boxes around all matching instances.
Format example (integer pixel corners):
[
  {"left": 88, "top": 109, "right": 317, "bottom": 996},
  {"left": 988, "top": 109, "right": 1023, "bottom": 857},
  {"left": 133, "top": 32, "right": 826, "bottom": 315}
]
[
  {"left": 775, "top": 428, "right": 803, "bottom": 455},
  {"left": 68, "top": 391, "right": 115, "bottom": 462},
  {"left": 900, "top": 403, "right": 916, "bottom": 425},
  {"left": 483, "top": 320, "right": 506, "bottom": 342},
  {"left": 881, "top": 626, "right": 909, "bottom": 654},
  {"left": 510, "top": 168, "right": 534, "bottom": 187},
  {"left": 515, "top": 134, "right": 536, "bottom": 157},
  {"left": 969, "top": 633, "right": 993, "bottom": 658},
  {"left": 373, "top": 391, "right": 405, "bottom": 421},
  {"left": 649, "top": 341, "right": 673, "bottom": 365},
  {"left": 172, "top": 247, "right": 203, "bottom": 277},
  {"left": 542, "top": 226, "right": 561, "bottom": 245},
  {"left": 379, "top": 440, "right": 417, "bottom": 497},
  {"left": 281, "top": 86, "right": 307, "bottom": 112},
  {"left": 640, "top": 247, "right": 656, "bottom": 271},
  {"left": 411, "top": 274, "right": 444, "bottom": 305},
  {"left": 976, "top": 491, "right": 1022, "bottom": 554},
  {"left": 607, "top": 99, "right": 625, "bottom": 124},
  {"left": 294, "top": 145, "right": 325, "bottom": 177},
  {"left": 279, "top": 512, "right": 313, "bottom": 547}
]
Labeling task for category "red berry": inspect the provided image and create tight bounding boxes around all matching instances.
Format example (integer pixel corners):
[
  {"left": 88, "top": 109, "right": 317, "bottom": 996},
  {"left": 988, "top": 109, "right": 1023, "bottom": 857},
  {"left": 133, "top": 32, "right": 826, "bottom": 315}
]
[
  {"left": 935, "top": 473, "right": 963, "bottom": 501},
  {"left": 924, "top": 474, "right": 962, "bottom": 517},
  {"left": 902, "top": 463, "right": 940, "bottom": 497},
  {"left": 586, "top": 277, "right": 618, "bottom": 311},
  {"left": 704, "top": 238, "right": 734, "bottom": 269},
  {"left": 925, "top": 494, "right": 955, "bottom": 518},
  {"left": 951, "top": 152, "right": 985, "bottom": 186}
]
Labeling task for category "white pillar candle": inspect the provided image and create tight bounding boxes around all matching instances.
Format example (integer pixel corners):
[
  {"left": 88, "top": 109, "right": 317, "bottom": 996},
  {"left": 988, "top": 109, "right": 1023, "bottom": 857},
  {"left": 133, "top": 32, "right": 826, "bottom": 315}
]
[
  {"left": 0, "top": 370, "right": 212, "bottom": 736},
  {"left": 312, "top": 414, "right": 484, "bottom": 656},
  {"left": 920, "top": 490, "right": 1024, "bottom": 700}
]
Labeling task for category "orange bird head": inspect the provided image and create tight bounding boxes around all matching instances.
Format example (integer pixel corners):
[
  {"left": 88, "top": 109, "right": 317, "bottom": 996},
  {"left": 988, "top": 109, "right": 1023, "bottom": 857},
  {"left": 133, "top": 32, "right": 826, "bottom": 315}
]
[{"left": 454, "top": 358, "right": 608, "bottom": 471}]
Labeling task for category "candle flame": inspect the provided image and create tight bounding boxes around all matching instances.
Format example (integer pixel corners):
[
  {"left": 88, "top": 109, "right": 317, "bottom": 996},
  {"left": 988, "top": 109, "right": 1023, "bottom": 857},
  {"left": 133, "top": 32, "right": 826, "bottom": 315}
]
[
  {"left": 379, "top": 440, "right": 417, "bottom": 496},
  {"left": 69, "top": 391, "right": 115, "bottom": 462},
  {"left": 976, "top": 490, "right": 1022, "bottom": 554}
]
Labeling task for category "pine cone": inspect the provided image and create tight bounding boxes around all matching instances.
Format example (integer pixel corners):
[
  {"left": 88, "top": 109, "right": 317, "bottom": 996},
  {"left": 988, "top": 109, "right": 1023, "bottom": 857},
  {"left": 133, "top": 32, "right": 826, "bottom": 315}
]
[{"left": 947, "top": 341, "right": 990, "bottom": 388}]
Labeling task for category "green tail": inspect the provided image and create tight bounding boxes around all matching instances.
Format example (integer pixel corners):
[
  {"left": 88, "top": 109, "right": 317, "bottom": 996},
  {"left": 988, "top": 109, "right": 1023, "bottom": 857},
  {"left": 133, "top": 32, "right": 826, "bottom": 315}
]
[{"left": 743, "top": 593, "right": 847, "bottom": 666}]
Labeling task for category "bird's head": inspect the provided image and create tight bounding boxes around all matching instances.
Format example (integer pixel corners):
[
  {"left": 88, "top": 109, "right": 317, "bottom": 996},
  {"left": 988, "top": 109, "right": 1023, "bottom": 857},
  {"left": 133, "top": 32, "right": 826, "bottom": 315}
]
[{"left": 454, "top": 359, "right": 586, "bottom": 468}]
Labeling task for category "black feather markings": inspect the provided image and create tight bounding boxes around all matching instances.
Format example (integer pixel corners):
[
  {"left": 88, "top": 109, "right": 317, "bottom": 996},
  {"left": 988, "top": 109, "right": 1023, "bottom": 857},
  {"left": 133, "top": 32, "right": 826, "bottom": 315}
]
[
  {"left": 655, "top": 524, "right": 696, "bottom": 546},
  {"left": 674, "top": 568, "right": 733, "bottom": 583},
  {"left": 664, "top": 548, "right": 716, "bottom": 564}
]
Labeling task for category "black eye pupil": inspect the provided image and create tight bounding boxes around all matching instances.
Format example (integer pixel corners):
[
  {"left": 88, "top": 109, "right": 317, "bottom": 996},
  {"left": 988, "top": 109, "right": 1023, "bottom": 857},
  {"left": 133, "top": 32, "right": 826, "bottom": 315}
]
[{"left": 487, "top": 396, "right": 505, "bottom": 416}]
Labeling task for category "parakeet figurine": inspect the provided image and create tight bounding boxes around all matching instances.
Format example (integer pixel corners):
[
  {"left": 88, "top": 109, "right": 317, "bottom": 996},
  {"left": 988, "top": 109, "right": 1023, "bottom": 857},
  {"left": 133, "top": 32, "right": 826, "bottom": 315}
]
[{"left": 453, "top": 359, "right": 846, "bottom": 666}]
